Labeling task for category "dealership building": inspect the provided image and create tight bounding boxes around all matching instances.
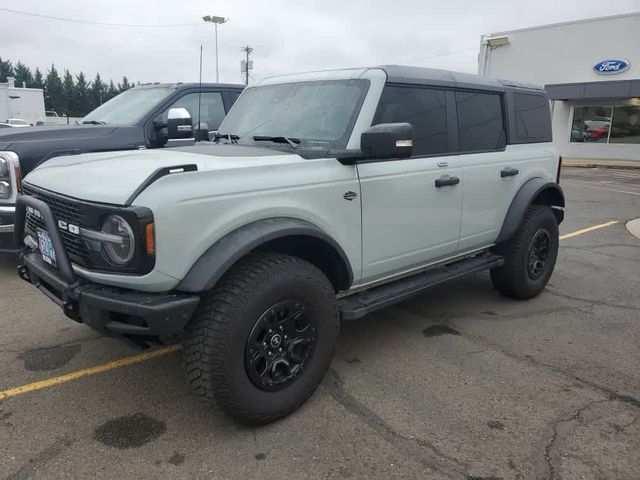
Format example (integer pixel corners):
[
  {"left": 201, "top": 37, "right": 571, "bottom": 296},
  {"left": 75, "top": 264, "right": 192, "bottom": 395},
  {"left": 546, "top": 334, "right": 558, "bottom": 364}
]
[{"left": 479, "top": 12, "right": 640, "bottom": 163}]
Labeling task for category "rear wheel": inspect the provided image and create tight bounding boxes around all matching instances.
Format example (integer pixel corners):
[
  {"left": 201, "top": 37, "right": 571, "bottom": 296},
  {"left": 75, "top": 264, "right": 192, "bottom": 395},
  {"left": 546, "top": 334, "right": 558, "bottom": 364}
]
[
  {"left": 491, "top": 205, "right": 559, "bottom": 299},
  {"left": 183, "top": 252, "right": 339, "bottom": 425}
]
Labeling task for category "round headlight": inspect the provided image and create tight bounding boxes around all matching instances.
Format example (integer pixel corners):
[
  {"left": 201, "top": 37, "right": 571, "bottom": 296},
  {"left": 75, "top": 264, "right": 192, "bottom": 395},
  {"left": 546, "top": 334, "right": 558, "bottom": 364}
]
[{"left": 101, "top": 215, "right": 135, "bottom": 265}]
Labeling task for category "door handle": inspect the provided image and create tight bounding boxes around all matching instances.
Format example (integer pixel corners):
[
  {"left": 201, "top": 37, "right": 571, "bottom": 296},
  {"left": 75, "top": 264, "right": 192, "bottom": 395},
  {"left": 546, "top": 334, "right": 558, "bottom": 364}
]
[
  {"left": 435, "top": 175, "right": 460, "bottom": 188},
  {"left": 501, "top": 167, "right": 520, "bottom": 178}
]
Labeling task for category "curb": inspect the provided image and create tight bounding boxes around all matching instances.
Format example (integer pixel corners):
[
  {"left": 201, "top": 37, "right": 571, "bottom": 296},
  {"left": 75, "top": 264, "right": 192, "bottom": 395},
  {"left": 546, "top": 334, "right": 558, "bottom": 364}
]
[
  {"left": 626, "top": 219, "right": 640, "bottom": 240},
  {"left": 563, "top": 162, "right": 640, "bottom": 170}
]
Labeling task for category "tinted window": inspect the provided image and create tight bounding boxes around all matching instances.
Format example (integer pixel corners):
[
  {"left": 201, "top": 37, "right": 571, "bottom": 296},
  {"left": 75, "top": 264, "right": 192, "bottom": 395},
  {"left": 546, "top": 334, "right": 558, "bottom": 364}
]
[
  {"left": 163, "top": 92, "right": 226, "bottom": 131},
  {"left": 513, "top": 93, "right": 551, "bottom": 141},
  {"left": 373, "top": 86, "right": 447, "bottom": 156},
  {"left": 456, "top": 92, "right": 505, "bottom": 152}
]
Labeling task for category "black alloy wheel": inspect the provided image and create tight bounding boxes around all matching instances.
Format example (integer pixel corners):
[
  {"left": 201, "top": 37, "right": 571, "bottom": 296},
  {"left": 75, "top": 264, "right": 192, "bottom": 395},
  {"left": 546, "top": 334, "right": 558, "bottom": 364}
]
[
  {"left": 527, "top": 228, "right": 551, "bottom": 280},
  {"left": 245, "top": 299, "right": 317, "bottom": 391}
]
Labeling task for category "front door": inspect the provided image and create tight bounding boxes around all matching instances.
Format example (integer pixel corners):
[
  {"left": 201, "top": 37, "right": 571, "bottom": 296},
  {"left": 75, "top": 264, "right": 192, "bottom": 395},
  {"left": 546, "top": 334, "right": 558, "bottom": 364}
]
[
  {"left": 358, "top": 156, "right": 462, "bottom": 282},
  {"left": 357, "top": 84, "right": 462, "bottom": 283}
]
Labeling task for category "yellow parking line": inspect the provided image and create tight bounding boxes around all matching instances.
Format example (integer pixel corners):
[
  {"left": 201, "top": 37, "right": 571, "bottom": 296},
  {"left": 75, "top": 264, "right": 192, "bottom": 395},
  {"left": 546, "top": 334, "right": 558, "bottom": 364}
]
[
  {"left": 0, "top": 220, "right": 622, "bottom": 402},
  {"left": 560, "top": 220, "right": 619, "bottom": 240},
  {"left": 0, "top": 344, "right": 181, "bottom": 401}
]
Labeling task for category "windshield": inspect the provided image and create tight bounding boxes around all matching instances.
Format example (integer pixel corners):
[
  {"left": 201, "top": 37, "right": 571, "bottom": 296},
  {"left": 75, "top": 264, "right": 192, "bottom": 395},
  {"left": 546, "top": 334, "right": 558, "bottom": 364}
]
[
  {"left": 218, "top": 79, "right": 370, "bottom": 150},
  {"left": 82, "top": 87, "right": 173, "bottom": 125},
  {"left": 9, "top": 119, "right": 28, "bottom": 125}
]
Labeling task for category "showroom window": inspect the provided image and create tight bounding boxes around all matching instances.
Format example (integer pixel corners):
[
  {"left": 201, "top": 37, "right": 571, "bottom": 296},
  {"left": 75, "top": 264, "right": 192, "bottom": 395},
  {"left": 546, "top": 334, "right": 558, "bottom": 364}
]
[
  {"left": 610, "top": 106, "right": 640, "bottom": 144},
  {"left": 571, "top": 104, "right": 640, "bottom": 144}
]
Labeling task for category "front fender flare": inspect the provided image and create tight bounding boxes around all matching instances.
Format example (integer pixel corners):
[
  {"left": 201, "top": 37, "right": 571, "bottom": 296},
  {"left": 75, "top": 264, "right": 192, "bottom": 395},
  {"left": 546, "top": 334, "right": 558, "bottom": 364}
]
[
  {"left": 176, "top": 217, "right": 353, "bottom": 293},
  {"left": 496, "top": 178, "right": 565, "bottom": 244}
]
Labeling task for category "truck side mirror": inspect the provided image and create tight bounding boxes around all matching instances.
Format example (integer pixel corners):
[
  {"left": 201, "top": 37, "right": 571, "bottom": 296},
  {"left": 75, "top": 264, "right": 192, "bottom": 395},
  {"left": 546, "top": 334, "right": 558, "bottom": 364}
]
[
  {"left": 167, "top": 108, "right": 193, "bottom": 139},
  {"left": 361, "top": 123, "right": 413, "bottom": 159}
]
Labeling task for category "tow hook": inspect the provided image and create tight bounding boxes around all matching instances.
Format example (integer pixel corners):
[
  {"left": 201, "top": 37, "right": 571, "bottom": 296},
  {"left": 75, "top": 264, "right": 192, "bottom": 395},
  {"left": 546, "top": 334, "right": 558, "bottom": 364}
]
[
  {"left": 17, "top": 265, "right": 31, "bottom": 283},
  {"left": 63, "top": 301, "right": 80, "bottom": 322}
]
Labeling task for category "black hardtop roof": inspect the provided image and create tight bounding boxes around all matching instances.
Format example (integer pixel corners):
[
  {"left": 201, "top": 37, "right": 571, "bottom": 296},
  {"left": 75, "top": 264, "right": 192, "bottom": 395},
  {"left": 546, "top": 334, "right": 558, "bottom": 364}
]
[
  {"left": 132, "top": 82, "right": 244, "bottom": 91},
  {"left": 378, "top": 65, "right": 545, "bottom": 93}
]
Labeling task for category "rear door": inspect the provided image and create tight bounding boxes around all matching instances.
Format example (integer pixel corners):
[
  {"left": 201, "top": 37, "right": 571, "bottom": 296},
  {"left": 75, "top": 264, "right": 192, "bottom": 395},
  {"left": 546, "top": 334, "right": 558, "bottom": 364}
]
[
  {"left": 455, "top": 90, "right": 510, "bottom": 251},
  {"left": 357, "top": 85, "right": 463, "bottom": 283}
]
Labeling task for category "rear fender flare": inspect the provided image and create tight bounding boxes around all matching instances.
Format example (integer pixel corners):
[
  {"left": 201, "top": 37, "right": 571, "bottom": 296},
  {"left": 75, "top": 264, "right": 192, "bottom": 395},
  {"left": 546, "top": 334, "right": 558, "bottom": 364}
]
[{"left": 496, "top": 178, "right": 565, "bottom": 244}]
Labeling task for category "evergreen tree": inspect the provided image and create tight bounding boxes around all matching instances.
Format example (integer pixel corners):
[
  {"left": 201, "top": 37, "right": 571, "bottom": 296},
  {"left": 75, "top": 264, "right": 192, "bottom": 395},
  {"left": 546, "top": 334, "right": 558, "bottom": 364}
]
[
  {"left": 117, "top": 76, "right": 132, "bottom": 92},
  {"left": 74, "top": 72, "right": 91, "bottom": 117},
  {"left": 106, "top": 80, "right": 119, "bottom": 102},
  {"left": 13, "top": 62, "right": 33, "bottom": 87},
  {"left": 1, "top": 57, "right": 136, "bottom": 115},
  {"left": 32, "top": 68, "right": 44, "bottom": 90},
  {"left": 62, "top": 70, "right": 75, "bottom": 115},
  {"left": 90, "top": 73, "right": 106, "bottom": 110},
  {"left": 44, "top": 64, "right": 64, "bottom": 113},
  {"left": 0, "top": 58, "right": 14, "bottom": 83}
]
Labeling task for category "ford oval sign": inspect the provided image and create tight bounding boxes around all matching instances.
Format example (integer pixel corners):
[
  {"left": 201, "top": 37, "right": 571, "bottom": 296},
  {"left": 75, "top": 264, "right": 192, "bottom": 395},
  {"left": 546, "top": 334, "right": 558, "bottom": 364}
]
[{"left": 593, "top": 59, "right": 630, "bottom": 75}]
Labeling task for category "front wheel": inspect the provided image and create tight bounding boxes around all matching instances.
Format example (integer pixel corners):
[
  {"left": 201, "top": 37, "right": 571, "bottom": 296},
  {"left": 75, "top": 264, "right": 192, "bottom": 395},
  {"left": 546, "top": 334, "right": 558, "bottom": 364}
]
[
  {"left": 490, "top": 205, "right": 559, "bottom": 299},
  {"left": 183, "top": 252, "right": 339, "bottom": 425}
]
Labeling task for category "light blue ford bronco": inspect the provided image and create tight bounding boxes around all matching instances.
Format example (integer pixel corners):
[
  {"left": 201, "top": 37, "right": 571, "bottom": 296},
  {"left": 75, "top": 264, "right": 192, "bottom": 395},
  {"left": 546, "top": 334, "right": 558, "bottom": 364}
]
[{"left": 15, "top": 66, "right": 564, "bottom": 424}]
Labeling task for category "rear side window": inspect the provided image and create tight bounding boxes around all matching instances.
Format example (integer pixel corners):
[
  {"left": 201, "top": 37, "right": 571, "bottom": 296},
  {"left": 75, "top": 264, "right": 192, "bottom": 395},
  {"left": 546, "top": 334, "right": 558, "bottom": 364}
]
[
  {"left": 455, "top": 92, "right": 506, "bottom": 152},
  {"left": 513, "top": 93, "right": 552, "bottom": 142},
  {"left": 373, "top": 86, "right": 447, "bottom": 156}
]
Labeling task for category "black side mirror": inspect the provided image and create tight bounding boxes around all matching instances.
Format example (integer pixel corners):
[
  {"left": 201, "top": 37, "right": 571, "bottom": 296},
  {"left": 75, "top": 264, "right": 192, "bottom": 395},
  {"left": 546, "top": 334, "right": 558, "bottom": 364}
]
[
  {"left": 361, "top": 123, "right": 413, "bottom": 159},
  {"left": 167, "top": 108, "right": 193, "bottom": 139}
]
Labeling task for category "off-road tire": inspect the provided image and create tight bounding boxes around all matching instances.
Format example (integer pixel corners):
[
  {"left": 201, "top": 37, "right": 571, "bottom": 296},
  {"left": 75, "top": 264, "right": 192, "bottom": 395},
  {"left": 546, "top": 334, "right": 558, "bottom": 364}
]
[
  {"left": 490, "top": 205, "right": 559, "bottom": 299},
  {"left": 183, "top": 252, "right": 339, "bottom": 425}
]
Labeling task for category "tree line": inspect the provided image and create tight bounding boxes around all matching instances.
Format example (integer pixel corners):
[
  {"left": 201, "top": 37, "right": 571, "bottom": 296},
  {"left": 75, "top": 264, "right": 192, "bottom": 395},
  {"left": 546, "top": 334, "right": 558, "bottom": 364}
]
[{"left": 0, "top": 58, "right": 137, "bottom": 117}]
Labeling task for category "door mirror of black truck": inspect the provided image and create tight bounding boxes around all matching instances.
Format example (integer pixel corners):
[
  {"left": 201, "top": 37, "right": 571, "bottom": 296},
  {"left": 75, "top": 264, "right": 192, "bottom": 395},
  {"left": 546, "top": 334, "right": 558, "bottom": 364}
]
[
  {"left": 167, "top": 108, "right": 193, "bottom": 140},
  {"left": 360, "top": 123, "right": 413, "bottom": 159}
]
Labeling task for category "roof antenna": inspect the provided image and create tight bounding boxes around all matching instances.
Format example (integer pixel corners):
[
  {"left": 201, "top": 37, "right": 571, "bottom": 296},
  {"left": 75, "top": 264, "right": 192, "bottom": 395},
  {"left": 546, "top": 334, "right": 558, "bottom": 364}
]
[{"left": 197, "top": 45, "right": 203, "bottom": 142}]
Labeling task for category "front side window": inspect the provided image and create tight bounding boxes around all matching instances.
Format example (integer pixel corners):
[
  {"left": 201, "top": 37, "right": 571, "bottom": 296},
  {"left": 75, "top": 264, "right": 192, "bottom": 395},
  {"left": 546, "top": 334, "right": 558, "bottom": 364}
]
[
  {"left": 218, "top": 79, "right": 370, "bottom": 150},
  {"left": 456, "top": 92, "right": 505, "bottom": 152},
  {"left": 162, "top": 92, "right": 226, "bottom": 131},
  {"left": 373, "top": 86, "right": 447, "bottom": 156},
  {"left": 570, "top": 106, "right": 612, "bottom": 143},
  {"left": 83, "top": 87, "right": 173, "bottom": 125}
]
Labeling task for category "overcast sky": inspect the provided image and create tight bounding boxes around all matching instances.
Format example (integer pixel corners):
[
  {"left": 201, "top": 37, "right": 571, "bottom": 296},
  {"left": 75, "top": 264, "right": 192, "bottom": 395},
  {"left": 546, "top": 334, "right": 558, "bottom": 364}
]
[{"left": 1, "top": 0, "right": 639, "bottom": 85}]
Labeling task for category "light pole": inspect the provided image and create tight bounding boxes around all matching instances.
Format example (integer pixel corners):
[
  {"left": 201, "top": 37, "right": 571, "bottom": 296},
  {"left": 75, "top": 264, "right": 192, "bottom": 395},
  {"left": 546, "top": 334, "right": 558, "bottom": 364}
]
[{"left": 202, "top": 15, "right": 228, "bottom": 83}]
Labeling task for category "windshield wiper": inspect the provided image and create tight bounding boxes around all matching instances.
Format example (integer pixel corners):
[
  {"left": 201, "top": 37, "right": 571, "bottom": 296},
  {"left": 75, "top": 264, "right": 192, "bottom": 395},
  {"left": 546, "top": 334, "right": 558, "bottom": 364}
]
[
  {"left": 213, "top": 133, "right": 240, "bottom": 143},
  {"left": 82, "top": 120, "right": 106, "bottom": 125},
  {"left": 252, "top": 135, "right": 300, "bottom": 149}
]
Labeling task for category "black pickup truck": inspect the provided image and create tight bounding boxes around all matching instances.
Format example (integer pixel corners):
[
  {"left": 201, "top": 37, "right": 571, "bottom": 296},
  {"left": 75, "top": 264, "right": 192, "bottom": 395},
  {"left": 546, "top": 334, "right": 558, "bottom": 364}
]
[{"left": 0, "top": 82, "right": 244, "bottom": 252}]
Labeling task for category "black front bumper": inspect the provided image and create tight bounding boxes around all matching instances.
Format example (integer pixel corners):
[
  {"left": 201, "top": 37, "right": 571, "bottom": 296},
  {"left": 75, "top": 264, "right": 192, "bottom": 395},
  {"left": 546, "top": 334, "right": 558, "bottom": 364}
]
[{"left": 15, "top": 195, "right": 200, "bottom": 342}]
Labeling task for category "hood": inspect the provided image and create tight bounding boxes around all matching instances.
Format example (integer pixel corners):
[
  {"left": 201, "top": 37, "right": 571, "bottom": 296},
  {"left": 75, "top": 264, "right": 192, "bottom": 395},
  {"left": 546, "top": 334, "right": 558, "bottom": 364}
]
[
  {"left": 23, "top": 144, "right": 300, "bottom": 205},
  {"left": 0, "top": 124, "right": 119, "bottom": 145},
  {"left": 0, "top": 124, "right": 143, "bottom": 175}
]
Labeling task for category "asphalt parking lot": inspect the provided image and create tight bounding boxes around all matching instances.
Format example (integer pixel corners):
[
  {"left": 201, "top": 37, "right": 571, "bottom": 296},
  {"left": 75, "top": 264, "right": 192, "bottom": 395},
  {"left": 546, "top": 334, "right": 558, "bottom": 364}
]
[{"left": 1, "top": 167, "right": 639, "bottom": 480}]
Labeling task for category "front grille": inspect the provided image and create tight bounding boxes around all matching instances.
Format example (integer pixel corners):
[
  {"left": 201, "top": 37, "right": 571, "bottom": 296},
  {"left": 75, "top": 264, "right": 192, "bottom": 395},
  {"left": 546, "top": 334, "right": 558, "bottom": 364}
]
[{"left": 22, "top": 184, "right": 88, "bottom": 266}]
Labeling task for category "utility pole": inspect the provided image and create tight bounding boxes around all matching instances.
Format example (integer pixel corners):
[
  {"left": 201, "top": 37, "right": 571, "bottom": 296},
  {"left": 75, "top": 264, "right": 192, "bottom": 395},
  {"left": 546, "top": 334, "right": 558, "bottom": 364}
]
[
  {"left": 202, "top": 15, "right": 228, "bottom": 83},
  {"left": 241, "top": 45, "right": 253, "bottom": 85}
]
